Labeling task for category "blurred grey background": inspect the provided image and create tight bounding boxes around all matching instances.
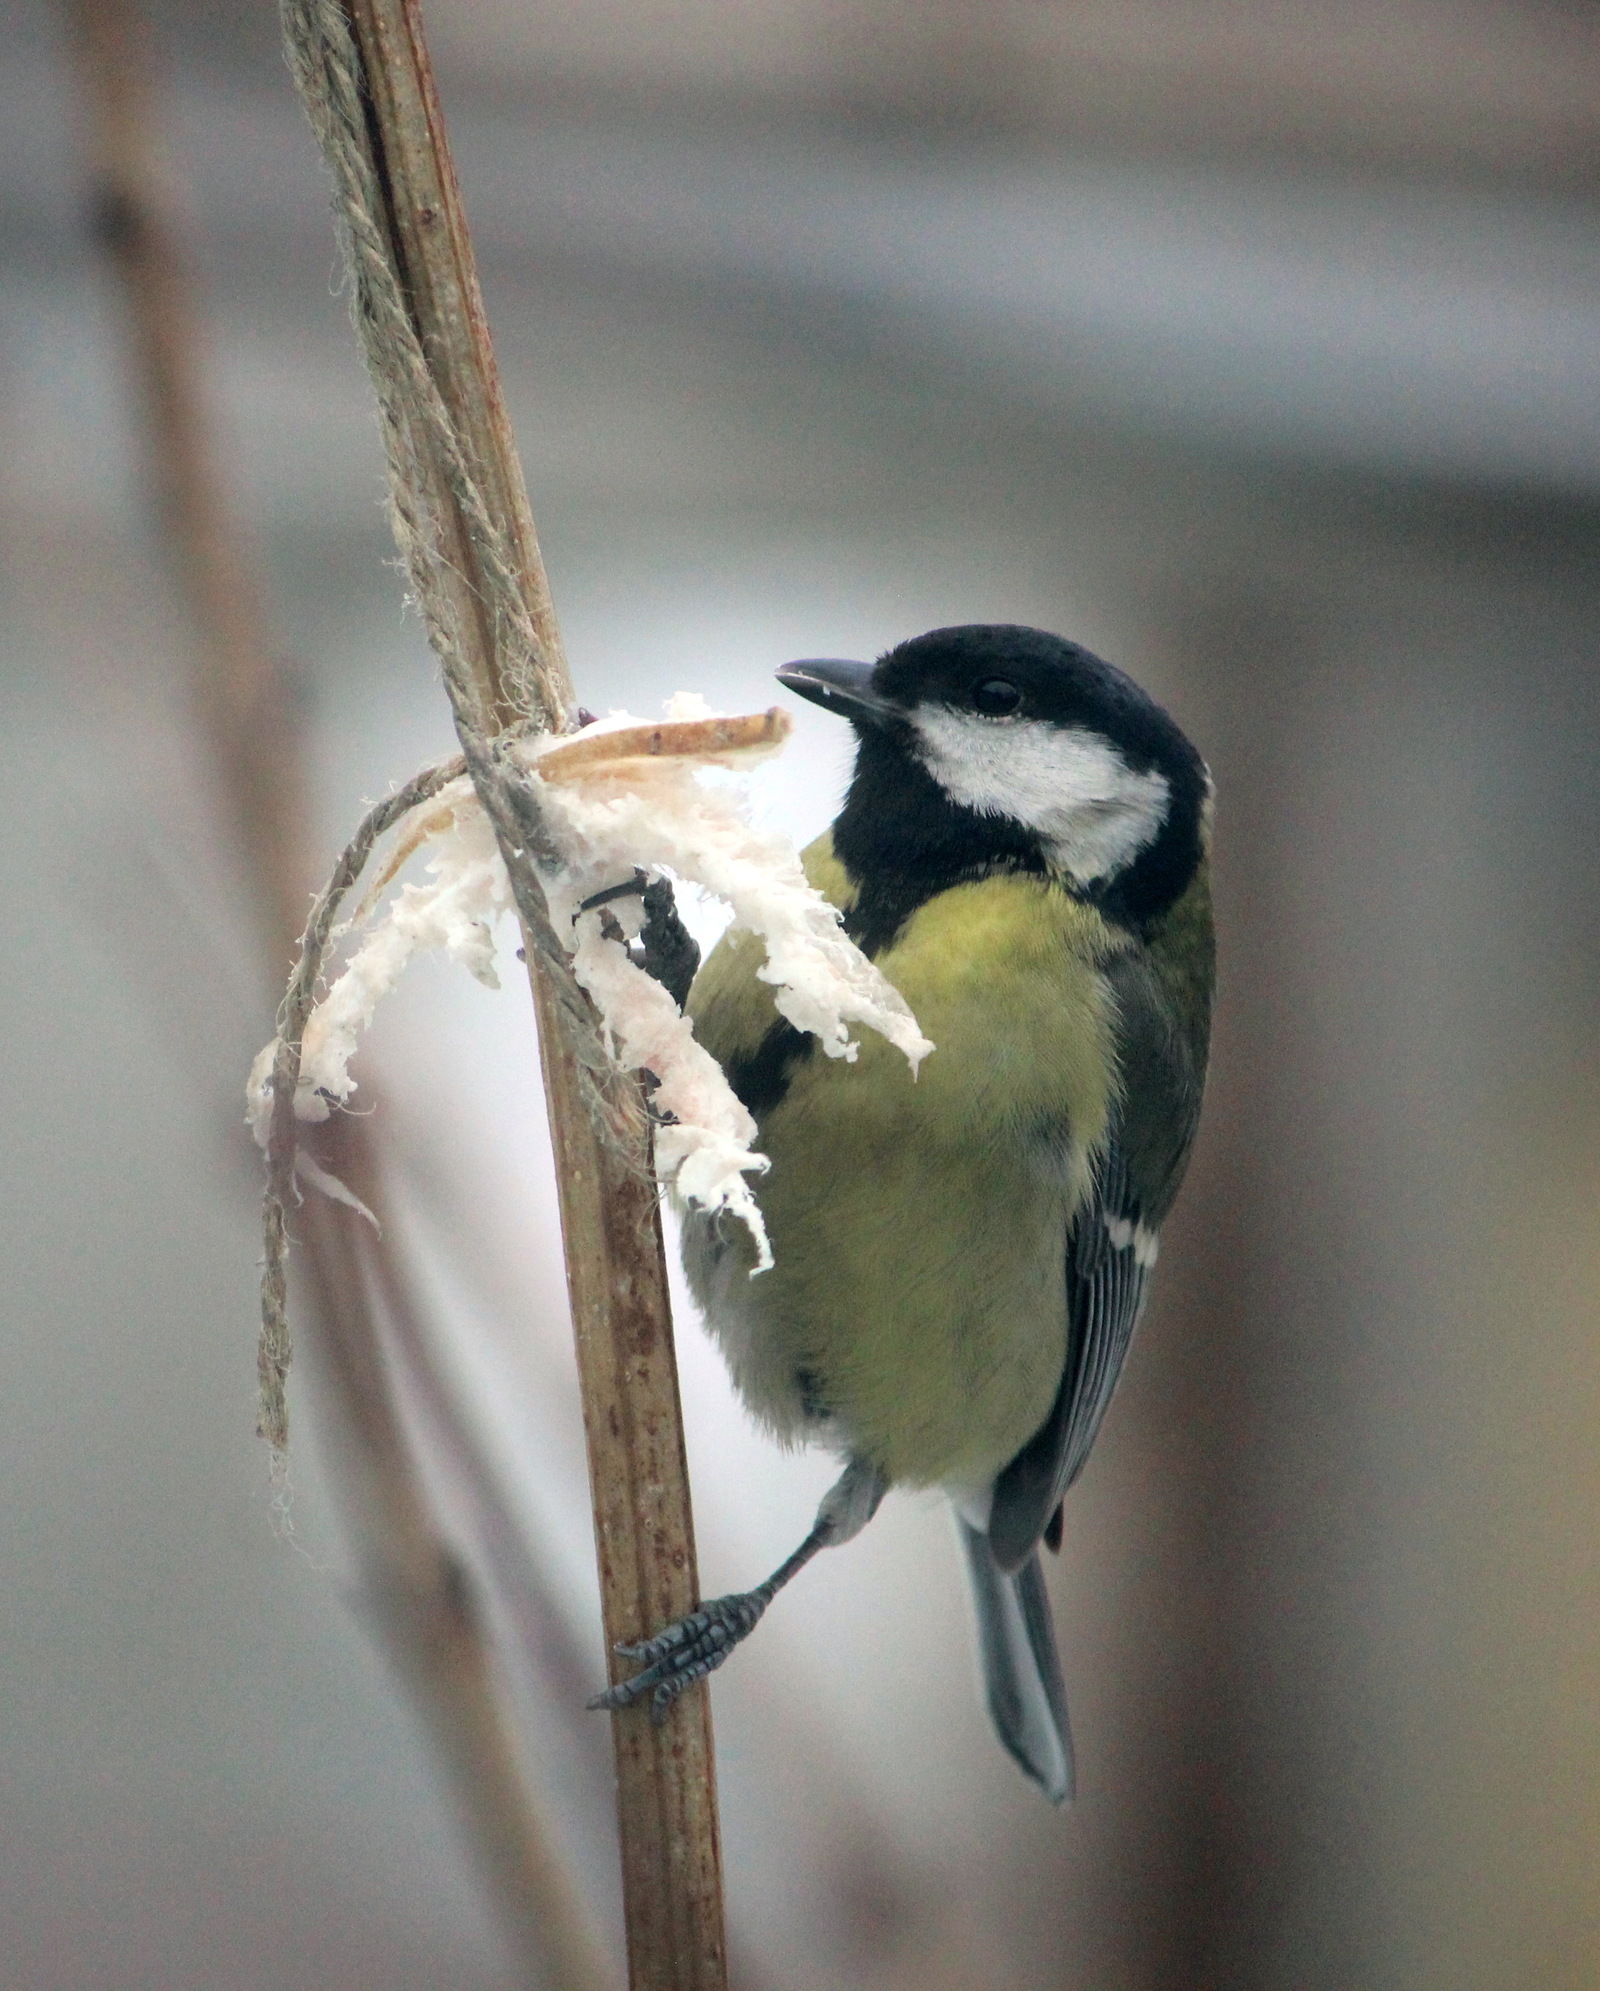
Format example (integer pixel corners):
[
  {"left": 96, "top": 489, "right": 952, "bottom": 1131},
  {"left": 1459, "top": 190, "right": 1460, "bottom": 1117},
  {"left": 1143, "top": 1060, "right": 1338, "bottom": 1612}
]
[{"left": 2, "top": 1, "right": 1599, "bottom": 1986}]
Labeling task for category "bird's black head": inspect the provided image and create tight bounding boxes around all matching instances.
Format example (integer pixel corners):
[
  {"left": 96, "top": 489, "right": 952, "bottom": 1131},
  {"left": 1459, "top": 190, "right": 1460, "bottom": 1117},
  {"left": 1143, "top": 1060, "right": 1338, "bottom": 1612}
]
[{"left": 778, "top": 624, "right": 1209, "bottom": 953}]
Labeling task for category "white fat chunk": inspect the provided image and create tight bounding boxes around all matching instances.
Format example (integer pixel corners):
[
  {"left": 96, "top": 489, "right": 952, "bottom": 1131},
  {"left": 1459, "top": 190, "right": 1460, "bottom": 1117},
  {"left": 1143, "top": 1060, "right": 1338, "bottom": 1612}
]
[
  {"left": 244, "top": 788, "right": 504, "bottom": 1217},
  {"left": 247, "top": 701, "right": 933, "bottom": 1274}
]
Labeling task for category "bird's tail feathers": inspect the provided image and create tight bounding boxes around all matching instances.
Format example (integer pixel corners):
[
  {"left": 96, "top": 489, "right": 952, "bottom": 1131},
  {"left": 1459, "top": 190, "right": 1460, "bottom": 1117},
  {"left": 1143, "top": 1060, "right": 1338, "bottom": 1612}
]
[{"left": 956, "top": 1515, "right": 1075, "bottom": 1804}]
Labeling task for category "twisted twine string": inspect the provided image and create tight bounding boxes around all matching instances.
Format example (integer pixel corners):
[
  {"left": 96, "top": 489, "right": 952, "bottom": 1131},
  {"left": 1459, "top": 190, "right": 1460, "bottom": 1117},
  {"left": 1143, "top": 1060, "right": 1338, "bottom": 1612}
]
[
  {"left": 279, "top": 0, "right": 562, "bottom": 733},
  {"left": 259, "top": 758, "right": 461, "bottom": 1454}
]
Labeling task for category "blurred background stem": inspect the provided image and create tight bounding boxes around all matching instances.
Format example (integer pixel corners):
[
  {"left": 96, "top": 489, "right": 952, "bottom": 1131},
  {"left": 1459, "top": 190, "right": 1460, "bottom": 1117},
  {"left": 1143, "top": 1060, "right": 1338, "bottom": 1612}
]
[{"left": 66, "top": 1, "right": 614, "bottom": 1984}]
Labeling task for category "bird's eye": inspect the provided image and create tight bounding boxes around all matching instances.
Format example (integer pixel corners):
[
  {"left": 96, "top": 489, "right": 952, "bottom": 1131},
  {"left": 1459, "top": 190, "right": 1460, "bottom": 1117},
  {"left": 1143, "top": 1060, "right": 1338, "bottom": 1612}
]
[{"left": 971, "top": 678, "right": 1023, "bottom": 717}]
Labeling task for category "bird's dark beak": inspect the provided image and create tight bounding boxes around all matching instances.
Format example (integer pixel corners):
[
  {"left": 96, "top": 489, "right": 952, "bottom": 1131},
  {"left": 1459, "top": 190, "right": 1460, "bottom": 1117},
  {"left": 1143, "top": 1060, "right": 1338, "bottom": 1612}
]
[{"left": 775, "top": 657, "right": 899, "bottom": 728}]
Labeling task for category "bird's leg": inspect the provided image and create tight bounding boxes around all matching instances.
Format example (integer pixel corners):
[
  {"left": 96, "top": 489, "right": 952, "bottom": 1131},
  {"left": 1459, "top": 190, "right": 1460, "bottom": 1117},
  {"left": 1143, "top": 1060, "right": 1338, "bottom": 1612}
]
[
  {"left": 588, "top": 1455, "right": 889, "bottom": 1721},
  {"left": 576, "top": 870, "right": 700, "bottom": 1010}
]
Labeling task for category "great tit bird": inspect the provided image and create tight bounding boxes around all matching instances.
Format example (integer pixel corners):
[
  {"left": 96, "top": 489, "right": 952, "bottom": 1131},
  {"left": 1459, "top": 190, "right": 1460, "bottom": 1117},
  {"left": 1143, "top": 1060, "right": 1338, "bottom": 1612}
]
[{"left": 591, "top": 623, "right": 1214, "bottom": 1803}]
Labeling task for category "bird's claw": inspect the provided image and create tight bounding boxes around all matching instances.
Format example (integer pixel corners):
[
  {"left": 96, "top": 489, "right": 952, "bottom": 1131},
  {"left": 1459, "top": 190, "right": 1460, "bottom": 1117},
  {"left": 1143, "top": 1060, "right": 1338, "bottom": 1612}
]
[
  {"left": 587, "top": 1591, "right": 769, "bottom": 1723},
  {"left": 574, "top": 872, "right": 701, "bottom": 1011},
  {"left": 577, "top": 870, "right": 649, "bottom": 917}
]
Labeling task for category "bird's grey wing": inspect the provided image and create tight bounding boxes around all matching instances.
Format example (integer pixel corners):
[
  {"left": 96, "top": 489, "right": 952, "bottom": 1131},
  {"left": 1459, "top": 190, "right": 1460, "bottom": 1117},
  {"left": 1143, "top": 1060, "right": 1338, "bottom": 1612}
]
[
  {"left": 986, "top": 1146, "right": 1154, "bottom": 1572},
  {"left": 1059, "top": 1144, "right": 1156, "bottom": 1495},
  {"left": 987, "top": 948, "right": 1205, "bottom": 1574}
]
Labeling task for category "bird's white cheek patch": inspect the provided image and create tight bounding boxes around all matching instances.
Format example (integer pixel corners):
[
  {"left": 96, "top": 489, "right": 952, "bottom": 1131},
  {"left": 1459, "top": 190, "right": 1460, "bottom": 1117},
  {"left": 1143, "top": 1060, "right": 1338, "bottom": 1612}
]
[{"left": 911, "top": 710, "right": 1170, "bottom": 883}]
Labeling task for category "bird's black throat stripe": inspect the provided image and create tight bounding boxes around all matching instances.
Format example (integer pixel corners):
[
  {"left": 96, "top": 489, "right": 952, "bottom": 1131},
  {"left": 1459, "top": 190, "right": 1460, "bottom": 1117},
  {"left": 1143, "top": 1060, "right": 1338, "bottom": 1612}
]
[
  {"left": 725, "top": 1016, "right": 816, "bottom": 1119},
  {"left": 833, "top": 730, "right": 1054, "bottom": 958},
  {"left": 725, "top": 740, "right": 1051, "bottom": 1121}
]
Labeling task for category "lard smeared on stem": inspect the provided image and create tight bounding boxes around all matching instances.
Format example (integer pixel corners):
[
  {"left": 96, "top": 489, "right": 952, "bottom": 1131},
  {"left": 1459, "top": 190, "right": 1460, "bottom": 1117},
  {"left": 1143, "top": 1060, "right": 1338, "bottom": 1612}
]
[{"left": 247, "top": 694, "right": 932, "bottom": 1271}]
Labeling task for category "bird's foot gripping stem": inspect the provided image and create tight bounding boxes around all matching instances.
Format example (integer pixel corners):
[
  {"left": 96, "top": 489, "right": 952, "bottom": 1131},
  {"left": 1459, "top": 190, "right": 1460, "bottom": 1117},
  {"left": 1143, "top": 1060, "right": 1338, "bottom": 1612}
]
[
  {"left": 588, "top": 1455, "right": 888, "bottom": 1722},
  {"left": 587, "top": 1590, "right": 772, "bottom": 1722},
  {"left": 576, "top": 869, "right": 700, "bottom": 1010}
]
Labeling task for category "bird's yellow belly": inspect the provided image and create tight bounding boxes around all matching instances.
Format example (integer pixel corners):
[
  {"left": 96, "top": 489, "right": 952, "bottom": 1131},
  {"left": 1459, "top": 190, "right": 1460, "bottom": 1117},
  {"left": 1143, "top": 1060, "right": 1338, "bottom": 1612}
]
[
  {"left": 683, "top": 865, "right": 1121, "bottom": 1490},
  {"left": 683, "top": 1104, "right": 1074, "bottom": 1488}
]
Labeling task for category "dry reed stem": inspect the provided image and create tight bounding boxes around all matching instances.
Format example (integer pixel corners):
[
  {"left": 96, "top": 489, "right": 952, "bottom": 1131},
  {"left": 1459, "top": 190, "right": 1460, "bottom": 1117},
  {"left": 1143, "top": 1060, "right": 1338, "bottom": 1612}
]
[
  {"left": 533, "top": 708, "right": 792, "bottom": 782},
  {"left": 68, "top": 5, "right": 614, "bottom": 1985},
  {"left": 280, "top": 1, "right": 729, "bottom": 1983}
]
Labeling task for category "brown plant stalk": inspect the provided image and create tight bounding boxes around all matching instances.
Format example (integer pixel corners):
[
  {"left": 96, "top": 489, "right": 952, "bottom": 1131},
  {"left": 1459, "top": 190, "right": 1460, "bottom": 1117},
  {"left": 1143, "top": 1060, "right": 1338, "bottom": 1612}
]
[
  {"left": 67, "top": 2, "right": 614, "bottom": 1985},
  {"left": 276, "top": 2, "right": 729, "bottom": 1986}
]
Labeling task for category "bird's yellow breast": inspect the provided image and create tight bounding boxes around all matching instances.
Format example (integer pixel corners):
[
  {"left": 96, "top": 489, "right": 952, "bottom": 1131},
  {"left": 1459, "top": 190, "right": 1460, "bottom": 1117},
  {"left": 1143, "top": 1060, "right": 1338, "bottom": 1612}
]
[{"left": 682, "top": 835, "right": 1126, "bottom": 1490}]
